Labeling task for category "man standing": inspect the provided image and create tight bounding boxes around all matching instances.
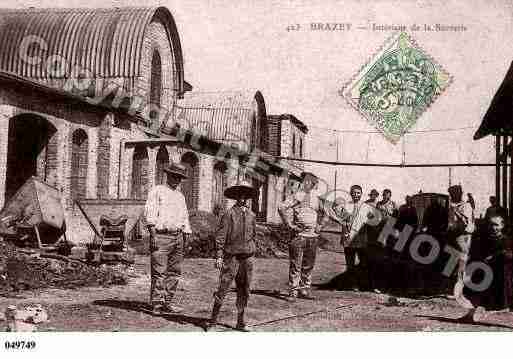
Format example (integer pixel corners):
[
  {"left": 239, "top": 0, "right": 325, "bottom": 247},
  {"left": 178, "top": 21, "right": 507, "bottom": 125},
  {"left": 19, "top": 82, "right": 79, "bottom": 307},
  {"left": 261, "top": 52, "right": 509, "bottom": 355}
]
[
  {"left": 377, "top": 189, "right": 398, "bottom": 218},
  {"left": 365, "top": 189, "right": 379, "bottom": 206},
  {"left": 278, "top": 171, "right": 325, "bottom": 302},
  {"left": 336, "top": 185, "right": 381, "bottom": 291},
  {"left": 207, "top": 180, "right": 257, "bottom": 331},
  {"left": 447, "top": 184, "right": 476, "bottom": 315},
  {"left": 144, "top": 163, "right": 191, "bottom": 314},
  {"left": 485, "top": 196, "right": 507, "bottom": 222}
]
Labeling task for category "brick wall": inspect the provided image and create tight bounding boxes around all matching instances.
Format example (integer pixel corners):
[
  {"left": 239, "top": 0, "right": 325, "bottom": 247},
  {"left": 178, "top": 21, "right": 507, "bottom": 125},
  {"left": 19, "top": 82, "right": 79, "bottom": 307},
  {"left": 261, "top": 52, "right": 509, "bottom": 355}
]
[{"left": 137, "top": 19, "right": 178, "bottom": 128}]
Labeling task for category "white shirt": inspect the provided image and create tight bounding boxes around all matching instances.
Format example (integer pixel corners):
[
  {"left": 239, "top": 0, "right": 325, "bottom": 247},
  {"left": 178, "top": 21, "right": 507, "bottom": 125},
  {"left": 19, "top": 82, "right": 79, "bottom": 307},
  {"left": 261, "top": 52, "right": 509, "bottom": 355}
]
[
  {"left": 280, "top": 190, "right": 321, "bottom": 237},
  {"left": 144, "top": 184, "right": 192, "bottom": 234}
]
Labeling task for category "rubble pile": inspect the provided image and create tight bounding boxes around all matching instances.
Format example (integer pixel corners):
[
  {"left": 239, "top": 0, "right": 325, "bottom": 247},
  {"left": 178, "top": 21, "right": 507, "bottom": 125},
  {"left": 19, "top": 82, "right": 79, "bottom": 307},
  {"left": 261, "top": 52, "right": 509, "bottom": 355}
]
[{"left": 0, "top": 240, "right": 127, "bottom": 295}]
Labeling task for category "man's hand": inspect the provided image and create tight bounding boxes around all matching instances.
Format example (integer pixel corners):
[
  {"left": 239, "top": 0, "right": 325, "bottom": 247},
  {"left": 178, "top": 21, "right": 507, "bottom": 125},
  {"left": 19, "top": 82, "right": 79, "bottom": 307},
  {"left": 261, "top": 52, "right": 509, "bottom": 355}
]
[
  {"left": 215, "top": 257, "right": 223, "bottom": 270},
  {"left": 288, "top": 224, "right": 301, "bottom": 232},
  {"left": 183, "top": 233, "right": 193, "bottom": 252}
]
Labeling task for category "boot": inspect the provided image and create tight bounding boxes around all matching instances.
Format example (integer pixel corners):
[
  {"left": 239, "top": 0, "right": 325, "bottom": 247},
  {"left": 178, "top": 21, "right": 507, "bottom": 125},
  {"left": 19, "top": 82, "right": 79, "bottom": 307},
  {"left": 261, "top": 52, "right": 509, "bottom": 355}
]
[
  {"left": 236, "top": 310, "right": 249, "bottom": 331},
  {"left": 205, "top": 301, "right": 222, "bottom": 331}
]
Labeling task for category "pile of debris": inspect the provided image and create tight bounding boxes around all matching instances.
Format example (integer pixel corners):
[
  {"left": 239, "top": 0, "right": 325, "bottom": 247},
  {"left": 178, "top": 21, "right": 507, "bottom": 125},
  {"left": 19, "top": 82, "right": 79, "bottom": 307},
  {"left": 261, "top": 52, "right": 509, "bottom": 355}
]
[
  {"left": 0, "top": 240, "right": 127, "bottom": 296},
  {"left": 1, "top": 304, "right": 49, "bottom": 332}
]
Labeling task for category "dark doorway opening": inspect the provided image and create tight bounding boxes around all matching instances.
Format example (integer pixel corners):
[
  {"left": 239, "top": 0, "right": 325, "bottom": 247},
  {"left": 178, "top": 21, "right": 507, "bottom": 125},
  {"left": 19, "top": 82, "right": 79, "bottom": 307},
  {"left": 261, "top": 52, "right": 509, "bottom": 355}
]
[{"left": 5, "top": 115, "right": 57, "bottom": 203}]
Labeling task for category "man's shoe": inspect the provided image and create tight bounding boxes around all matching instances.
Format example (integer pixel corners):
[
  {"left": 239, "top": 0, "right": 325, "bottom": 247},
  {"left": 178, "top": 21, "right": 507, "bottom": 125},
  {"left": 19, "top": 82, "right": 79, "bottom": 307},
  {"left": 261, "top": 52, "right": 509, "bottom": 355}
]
[
  {"left": 286, "top": 290, "right": 298, "bottom": 302},
  {"left": 298, "top": 290, "right": 315, "bottom": 300},
  {"left": 204, "top": 319, "right": 217, "bottom": 331},
  {"left": 236, "top": 321, "right": 250, "bottom": 331},
  {"left": 236, "top": 313, "right": 249, "bottom": 332},
  {"left": 151, "top": 303, "right": 164, "bottom": 315},
  {"left": 160, "top": 304, "right": 183, "bottom": 314}
]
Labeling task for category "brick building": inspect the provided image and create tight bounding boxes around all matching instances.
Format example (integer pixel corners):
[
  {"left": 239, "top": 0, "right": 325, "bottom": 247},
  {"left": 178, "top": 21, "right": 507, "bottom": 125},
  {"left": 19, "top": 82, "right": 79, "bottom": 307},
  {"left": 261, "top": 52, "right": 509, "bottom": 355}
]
[{"left": 0, "top": 7, "right": 305, "bottom": 244}]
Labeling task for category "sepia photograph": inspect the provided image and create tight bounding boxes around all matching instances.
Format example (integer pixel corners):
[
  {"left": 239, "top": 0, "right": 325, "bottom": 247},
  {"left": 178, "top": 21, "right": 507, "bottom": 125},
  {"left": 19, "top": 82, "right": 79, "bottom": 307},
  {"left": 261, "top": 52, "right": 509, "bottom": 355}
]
[{"left": 0, "top": 0, "right": 512, "bottom": 355}]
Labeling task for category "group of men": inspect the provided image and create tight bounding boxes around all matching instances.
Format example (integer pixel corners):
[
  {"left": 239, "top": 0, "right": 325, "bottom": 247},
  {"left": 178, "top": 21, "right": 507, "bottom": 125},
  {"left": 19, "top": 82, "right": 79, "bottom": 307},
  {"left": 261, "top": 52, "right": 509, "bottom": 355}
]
[{"left": 143, "top": 162, "right": 513, "bottom": 331}]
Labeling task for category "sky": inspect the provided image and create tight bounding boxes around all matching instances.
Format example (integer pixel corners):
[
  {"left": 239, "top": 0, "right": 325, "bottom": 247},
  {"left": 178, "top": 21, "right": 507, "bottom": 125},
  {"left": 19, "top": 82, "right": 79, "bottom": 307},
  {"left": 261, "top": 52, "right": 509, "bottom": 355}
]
[{"left": 8, "top": 0, "right": 513, "bottom": 215}]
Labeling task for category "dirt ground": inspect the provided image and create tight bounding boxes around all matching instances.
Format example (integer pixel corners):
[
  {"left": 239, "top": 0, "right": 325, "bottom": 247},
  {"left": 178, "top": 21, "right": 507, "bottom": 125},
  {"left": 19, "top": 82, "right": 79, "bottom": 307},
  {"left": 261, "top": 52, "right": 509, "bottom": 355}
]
[{"left": 2, "top": 250, "right": 513, "bottom": 332}]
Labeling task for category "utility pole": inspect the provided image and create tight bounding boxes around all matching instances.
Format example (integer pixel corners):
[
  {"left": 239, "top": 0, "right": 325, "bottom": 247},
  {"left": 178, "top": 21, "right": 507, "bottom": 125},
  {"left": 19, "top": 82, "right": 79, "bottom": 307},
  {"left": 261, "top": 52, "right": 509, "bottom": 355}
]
[
  {"left": 334, "top": 133, "right": 339, "bottom": 191},
  {"left": 448, "top": 167, "right": 452, "bottom": 187}
]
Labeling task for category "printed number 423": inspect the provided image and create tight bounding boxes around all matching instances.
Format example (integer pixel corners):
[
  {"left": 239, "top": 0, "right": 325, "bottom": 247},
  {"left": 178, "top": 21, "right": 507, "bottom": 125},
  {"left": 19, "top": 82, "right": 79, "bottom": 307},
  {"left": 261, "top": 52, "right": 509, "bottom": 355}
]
[{"left": 286, "top": 24, "right": 300, "bottom": 31}]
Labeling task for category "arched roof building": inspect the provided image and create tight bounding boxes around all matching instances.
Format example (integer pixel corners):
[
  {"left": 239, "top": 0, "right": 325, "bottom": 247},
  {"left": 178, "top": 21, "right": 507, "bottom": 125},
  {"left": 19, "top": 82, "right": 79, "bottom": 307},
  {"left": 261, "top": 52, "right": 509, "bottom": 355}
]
[{"left": 0, "top": 7, "right": 185, "bottom": 120}]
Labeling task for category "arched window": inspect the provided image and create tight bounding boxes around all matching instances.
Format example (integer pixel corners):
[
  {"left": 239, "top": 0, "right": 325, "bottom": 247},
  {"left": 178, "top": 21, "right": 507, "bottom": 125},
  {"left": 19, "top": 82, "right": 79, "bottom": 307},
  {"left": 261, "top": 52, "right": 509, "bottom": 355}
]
[
  {"left": 292, "top": 132, "right": 296, "bottom": 155},
  {"left": 149, "top": 50, "right": 162, "bottom": 125},
  {"left": 299, "top": 137, "right": 303, "bottom": 158},
  {"left": 131, "top": 146, "right": 149, "bottom": 199},
  {"left": 212, "top": 161, "right": 228, "bottom": 213},
  {"left": 180, "top": 152, "right": 199, "bottom": 211},
  {"left": 155, "top": 146, "right": 169, "bottom": 185},
  {"left": 70, "top": 129, "right": 88, "bottom": 200}
]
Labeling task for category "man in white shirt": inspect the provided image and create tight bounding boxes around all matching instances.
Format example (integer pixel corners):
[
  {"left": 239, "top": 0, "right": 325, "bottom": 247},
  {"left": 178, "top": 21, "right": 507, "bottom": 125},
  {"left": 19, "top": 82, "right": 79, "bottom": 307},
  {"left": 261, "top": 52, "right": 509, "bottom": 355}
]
[
  {"left": 278, "top": 172, "right": 327, "bottom": 302},
  {"left": 335, "top": 185, "right": 381, "bottom": 291},
  {"left": 144, "top": 163, "right": 192, "bottom": 314}
]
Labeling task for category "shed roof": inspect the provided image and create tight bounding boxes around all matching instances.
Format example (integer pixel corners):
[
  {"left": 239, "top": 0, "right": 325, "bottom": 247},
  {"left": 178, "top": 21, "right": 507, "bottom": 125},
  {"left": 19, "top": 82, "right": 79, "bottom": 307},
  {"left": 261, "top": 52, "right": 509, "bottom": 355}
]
[
  {"left": 0, "top": 7, "right": 183, "bottom": 91},
  {"left": 268, "top": 113, "right": 308, "bottom": 134},
  {"left": 474, "top": 61, "right": 513, "bottom": 140}
]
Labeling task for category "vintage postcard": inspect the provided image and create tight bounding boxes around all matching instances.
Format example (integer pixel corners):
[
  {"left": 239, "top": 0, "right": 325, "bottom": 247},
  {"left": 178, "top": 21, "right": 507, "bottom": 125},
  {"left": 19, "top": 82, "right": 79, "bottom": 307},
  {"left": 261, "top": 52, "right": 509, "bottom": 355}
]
[{"left": 0, "top": 0, "right": 512, "bottom": 356}]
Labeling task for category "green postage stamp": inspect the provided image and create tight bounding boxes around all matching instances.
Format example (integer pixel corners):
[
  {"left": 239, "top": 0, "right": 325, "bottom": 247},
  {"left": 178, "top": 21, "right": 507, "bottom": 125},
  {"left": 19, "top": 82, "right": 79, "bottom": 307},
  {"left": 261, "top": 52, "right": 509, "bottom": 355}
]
[{"left": 341, "top": 32, "right": 452, "bottom": 144}]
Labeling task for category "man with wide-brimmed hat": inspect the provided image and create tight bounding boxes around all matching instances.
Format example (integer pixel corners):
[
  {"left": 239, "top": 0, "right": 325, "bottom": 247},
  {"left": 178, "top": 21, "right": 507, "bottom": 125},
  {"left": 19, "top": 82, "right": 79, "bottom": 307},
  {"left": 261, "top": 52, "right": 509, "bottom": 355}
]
[
  {"left": 278, "top": 171, "right": 327, "bottom": 302},
  {"left": 144, "top": 163, "right": 192, "bottom": 315},
  {"left": 206, "top": 180, "right": 258, "bottom": 331}
]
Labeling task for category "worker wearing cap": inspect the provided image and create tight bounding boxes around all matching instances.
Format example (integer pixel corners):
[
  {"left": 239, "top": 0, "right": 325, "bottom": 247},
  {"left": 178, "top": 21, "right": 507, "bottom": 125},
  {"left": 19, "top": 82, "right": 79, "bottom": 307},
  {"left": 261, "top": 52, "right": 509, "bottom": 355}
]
[
  {"left": 207, "top": 180, "right": 258, "bottom": 331},
  {"left": 278, "top": 171, "right": 326, "bottom": 302},
  {"left": 144, "top": 163, "right": 192, "bottom": 315}
]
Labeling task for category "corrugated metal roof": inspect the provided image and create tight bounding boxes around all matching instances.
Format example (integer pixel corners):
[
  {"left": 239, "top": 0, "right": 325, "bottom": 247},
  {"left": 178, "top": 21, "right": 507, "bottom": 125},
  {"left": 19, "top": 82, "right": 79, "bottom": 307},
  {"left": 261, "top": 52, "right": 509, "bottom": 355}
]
[
  {"left": 0, "top": 7, "right": 183, "bottom": 88},
  {"left": 172, "top": 91, "right": 266, "bottom": 145}
]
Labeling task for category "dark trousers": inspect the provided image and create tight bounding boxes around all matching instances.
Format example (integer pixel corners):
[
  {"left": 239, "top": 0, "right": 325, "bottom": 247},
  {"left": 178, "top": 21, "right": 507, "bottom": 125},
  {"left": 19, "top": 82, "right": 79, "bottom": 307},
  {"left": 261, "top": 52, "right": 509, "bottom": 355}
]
[
  {"left": 289, "top": 236, "right": 318, "bottom": 292},
  {"left": 214, "top": 253, "right": 254, "bottom": 311},
  {"left": 344, "top": 246, "right": 373, "bottom": 290},
  {"left": 150, "top": 233, "right": 183, "bottom": 305}
]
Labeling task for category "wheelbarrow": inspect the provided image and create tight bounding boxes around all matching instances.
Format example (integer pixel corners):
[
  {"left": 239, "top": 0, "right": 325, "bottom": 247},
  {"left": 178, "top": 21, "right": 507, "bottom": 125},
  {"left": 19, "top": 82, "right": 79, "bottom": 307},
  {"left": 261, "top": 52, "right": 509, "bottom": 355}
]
[{"left": 0, "top": 176, "right": 67, "bottom": 251}]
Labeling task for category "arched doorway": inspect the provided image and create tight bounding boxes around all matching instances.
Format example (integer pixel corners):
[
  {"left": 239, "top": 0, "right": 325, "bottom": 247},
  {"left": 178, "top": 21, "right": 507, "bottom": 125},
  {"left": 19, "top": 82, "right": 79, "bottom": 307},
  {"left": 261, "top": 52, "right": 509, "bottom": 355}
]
[
  {"left": 131, "top": 146, "right": 149, "bottom": 199},
  {"left": 155, "top": 146, "right": 169, "bottom": 186},
  {"left": 180, "top": 152, "right": 199, "bottom": 211},
  {"left": 5, "top": 114, "right": 58, "bottom": 202},
  {"left": 70, "top": 129, "right": 89, "bottom": 200},
  {"left": 212, "top": 161, "right": 228, "bottom": 214}
]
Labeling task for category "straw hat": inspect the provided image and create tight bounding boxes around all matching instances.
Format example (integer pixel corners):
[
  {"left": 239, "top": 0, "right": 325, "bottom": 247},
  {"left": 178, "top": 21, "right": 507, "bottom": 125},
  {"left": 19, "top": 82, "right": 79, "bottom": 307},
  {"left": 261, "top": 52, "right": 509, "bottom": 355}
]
[
  {"left": 224, "top": 180, "right": 257, "bottom": 200},
  {"left": 163, "top": 163, "right": 188, "bottom": 179}
]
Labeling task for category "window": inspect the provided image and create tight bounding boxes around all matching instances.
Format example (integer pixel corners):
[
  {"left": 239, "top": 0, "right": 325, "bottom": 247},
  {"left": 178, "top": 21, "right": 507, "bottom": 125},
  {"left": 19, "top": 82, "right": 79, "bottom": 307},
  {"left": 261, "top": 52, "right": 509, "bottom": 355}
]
[
  {"left": 212, "top": 161, "right": 228, "bottom": 214},
  {"left": 131, "top": 146, "right": 149, "bottom": 199},
  {"left": 292, "top": 132, "right": 296, "bottom": 156},
  {"left": 149, "top": 50, "right": 162, "bottom": 125},
  {"left": 70, "top": 129, "right": 88, "bottom": 200},
  {"left": 181, "top": 152, "right": 200, "bottom": 211},
  {"left": 155, "top": 146, "right": 169, "bottom": 185},
  {"left": 299, "top": 137, "right": 303, "bottom": 158}
]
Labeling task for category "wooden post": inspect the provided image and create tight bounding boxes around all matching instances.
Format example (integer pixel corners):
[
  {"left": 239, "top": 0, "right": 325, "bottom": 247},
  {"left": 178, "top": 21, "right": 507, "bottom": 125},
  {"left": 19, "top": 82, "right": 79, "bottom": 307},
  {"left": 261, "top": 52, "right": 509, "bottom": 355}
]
[
  {"left": 510, "top": 136, "right": 513, "bottom": 221},
  {"left": 503, "top": 136, "right": 508, "bottom": 211},
  {"left": 496, "top": 135, "right": 501, "bottom": 204}
]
